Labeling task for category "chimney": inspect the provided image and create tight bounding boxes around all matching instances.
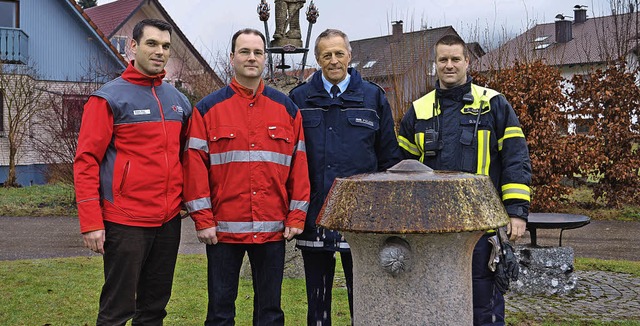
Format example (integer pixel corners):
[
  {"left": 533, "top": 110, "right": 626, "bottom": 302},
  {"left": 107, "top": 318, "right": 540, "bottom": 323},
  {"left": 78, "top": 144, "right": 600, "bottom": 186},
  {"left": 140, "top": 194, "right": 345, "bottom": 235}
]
[
  {"left": 555, "top": 14, "right": 573, "bottom": 43},
  {"left": 574, "top": 5, "right": 588, "bottom": 23},
  {"left": 391, "top": 20, "right": 403, "bottom": 43}
]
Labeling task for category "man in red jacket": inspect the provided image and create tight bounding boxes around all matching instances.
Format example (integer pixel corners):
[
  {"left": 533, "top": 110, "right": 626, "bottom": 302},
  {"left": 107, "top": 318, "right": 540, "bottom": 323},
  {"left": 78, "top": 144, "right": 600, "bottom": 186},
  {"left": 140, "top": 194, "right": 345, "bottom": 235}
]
[
  {"left": 183, "top": 28, "right": 310, "bottom": 325},
  {"left": 74, "top": 19, "right": 191, "bottom": 325}
]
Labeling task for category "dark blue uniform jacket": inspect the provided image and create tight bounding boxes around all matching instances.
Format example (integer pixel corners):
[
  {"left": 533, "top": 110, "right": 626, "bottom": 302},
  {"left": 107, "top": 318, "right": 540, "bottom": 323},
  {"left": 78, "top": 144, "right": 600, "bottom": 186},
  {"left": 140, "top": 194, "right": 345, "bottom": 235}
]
[{"left": 289, "top": 69, "right": 402, "bottom": 251}]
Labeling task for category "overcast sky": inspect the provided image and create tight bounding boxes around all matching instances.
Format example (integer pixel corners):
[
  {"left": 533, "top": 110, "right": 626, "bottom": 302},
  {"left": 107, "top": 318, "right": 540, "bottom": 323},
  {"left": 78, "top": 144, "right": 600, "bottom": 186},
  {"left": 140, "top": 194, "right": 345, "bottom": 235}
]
[{"left": 99, "top": 0, "right": 613, "bottom": 64}]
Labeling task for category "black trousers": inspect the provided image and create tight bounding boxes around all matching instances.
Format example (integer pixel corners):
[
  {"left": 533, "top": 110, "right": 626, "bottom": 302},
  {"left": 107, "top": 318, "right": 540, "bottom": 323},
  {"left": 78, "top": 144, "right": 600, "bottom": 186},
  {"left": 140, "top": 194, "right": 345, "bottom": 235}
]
[
  {"left": 301, "top": 250, "right": 354, "bottom": 326},
  {"left": 97, "top": 216, "right": 181, "bottom": 326},
  {"left": 205, "top": 241, "right": 286, "bottom": 326},
  {"left": 472, "top": 234, "right": 505, "bottom": 326}
]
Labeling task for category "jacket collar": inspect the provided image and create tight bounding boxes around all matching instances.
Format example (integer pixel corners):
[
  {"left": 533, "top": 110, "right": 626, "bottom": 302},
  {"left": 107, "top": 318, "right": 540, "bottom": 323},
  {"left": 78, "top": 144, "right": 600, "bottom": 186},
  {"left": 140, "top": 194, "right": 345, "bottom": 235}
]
[
  {"left": 436, "top": 76, "right": 473, "bottom": 102},
  {"left": 306, "top": 68, "right": 364, "bottom": 105},
  {"left": 230, "top": 77, "right": 264, "bottom": 99},
  {"left": 121, "top": 60, "right": 166, "bottom": 87}
]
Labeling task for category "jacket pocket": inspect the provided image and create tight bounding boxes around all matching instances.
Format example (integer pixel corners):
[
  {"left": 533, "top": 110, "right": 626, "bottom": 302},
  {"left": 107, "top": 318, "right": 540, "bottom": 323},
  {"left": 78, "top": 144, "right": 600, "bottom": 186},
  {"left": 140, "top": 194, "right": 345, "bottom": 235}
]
[
  {"left": 345, "top": 109, "right": 379, "bottom": 131},
  {"left": 208, "top": 126, "right": 238, "bottom": 154},
  {"left": 266, "top": 123, "right": 293, "bottom": 143},
  {"left": 118, "top": 160, "right": 131, "bottom": 194},
  {"left": 209, "top": 126, "right": 238, "bottom": 142},
  {"left": 459, "top": 118, "right": 479, "bottom": 173}
]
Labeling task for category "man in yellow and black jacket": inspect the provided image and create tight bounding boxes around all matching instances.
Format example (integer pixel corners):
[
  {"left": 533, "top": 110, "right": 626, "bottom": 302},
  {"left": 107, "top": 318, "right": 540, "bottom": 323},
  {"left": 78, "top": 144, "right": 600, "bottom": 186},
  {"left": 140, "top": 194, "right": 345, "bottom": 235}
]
[{"left": 398, "top": 34, "right": 531, "bottom": 326}]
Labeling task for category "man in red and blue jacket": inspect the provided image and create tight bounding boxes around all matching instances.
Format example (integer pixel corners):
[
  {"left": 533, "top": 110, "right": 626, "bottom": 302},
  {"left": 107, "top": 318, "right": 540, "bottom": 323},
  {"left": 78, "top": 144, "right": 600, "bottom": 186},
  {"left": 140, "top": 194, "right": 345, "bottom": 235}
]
[
  {"left": 74, "top": 19, "right": 191, "bottom": 325},
  {"left": 182, "top": 28, "right": 310, "bottom": 325}
]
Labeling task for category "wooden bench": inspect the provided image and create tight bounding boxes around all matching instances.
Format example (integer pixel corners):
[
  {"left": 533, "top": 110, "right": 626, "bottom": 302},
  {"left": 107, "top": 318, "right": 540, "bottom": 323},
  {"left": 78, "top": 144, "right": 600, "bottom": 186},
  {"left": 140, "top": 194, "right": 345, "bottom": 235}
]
[{"left": 526, "top": 213, "right": 591, "bottom": 247}]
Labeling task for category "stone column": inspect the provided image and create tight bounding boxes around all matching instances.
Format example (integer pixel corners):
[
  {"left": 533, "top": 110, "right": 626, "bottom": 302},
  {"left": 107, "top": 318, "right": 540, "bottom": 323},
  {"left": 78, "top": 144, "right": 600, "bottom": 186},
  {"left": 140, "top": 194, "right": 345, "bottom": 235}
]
[{"left": 347, "top": 232, "right": 482, "bottom": 325}]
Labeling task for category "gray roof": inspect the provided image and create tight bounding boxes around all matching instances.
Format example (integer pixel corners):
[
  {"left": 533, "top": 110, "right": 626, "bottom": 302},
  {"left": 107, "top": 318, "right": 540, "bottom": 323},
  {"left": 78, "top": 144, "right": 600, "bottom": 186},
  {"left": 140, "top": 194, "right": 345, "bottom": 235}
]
[
  {"left": 349, "top": 26, "right": 461, "bottom": 80},
  {"left": 476, "top": 10, "right": 640, "bottom": 71}
]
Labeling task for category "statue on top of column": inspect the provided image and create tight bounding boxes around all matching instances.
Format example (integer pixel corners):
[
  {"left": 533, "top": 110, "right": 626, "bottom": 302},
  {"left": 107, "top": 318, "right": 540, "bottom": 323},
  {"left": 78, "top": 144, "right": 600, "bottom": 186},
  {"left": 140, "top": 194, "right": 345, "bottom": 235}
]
[{"left": 272, "top": 0, "right": 305, "bottom": 47}]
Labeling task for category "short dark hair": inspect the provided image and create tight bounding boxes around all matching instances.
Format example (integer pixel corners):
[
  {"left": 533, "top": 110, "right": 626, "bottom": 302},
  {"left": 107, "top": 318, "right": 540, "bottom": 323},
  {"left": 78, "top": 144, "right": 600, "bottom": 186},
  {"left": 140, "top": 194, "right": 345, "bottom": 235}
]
[
  {"left": 314, "top": 29, "right": 351, "bottom": 58},
  {"left": 435, "top": 34, "right": 468, "bottom": 58},
  {"left": 132, "top": 19, "right": 172, "bottom": 43},
  {"left": 231, "top": 28, "right": 266, "bottom": 53}
]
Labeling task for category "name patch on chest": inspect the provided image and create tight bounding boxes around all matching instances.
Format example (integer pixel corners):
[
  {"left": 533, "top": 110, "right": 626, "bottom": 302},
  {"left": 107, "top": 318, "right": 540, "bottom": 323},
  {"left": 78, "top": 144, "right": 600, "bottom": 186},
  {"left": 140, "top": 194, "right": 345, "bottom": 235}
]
[
  {"left": 133, "top": 109, "right": 151, "bottom": 116},
  {"left": 354, "top": 118, "right": 375, "bottom": 127}
]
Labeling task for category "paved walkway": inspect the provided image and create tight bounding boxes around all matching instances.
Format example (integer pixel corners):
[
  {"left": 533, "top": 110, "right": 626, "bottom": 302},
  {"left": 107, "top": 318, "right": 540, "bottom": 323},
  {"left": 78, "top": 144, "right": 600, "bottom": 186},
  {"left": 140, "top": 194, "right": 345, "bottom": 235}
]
[
  {"left": 1, "top": 216, "right": 639, "bottom": 322},
  {"left": 507, "top": 271, "right": 640, "bottom": 322}
]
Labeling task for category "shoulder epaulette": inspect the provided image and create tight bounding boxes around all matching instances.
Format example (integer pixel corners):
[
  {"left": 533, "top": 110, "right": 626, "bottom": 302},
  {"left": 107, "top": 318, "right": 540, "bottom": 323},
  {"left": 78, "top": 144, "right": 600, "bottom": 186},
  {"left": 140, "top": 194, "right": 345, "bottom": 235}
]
[
  {"left": 289, "top": 81, "right": 308, "bottom": 94},
  {"left": 365, "top": 80, "right": 386, "bottom": 94}
]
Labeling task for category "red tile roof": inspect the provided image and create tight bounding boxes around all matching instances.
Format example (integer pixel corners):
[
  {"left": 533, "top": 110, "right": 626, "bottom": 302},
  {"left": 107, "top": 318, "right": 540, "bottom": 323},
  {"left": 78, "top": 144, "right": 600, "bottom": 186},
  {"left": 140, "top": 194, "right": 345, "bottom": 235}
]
[
  {"left": 85, "top": 0, "right": 144, "bottom": 38},
  {"left": 84, "top": 0, "right": 224, "bottom": 88},
  {"left": 67, "top": 0, "right": 126, "bottom": 66}
]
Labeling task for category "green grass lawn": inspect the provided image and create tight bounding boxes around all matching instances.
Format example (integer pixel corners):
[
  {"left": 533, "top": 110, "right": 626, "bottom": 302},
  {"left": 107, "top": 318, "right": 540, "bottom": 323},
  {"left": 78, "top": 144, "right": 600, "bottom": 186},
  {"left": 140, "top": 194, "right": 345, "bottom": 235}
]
[
  {"left": 0, "top": 183, "right": 77, "bottom": 217},
  {"left": 0, "top": 254, "right": 350, "bottom": 326},
  {"left": 1, "top": 254, "right": 639, "bottom": 325}
]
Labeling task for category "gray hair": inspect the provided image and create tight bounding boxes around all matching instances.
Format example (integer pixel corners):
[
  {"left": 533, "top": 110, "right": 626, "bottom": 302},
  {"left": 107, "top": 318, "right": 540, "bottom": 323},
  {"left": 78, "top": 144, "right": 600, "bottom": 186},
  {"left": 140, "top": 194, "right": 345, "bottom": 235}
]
[{"left": 314, "top": 29, "right": 352, "bottom": 58}]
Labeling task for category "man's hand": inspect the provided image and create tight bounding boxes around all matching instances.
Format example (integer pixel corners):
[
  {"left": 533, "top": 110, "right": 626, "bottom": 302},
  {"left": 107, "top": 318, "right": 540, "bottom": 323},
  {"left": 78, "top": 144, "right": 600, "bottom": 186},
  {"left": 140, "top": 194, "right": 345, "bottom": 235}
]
[
  {"left": 197, "top": 227, "right": 218, "bottom": 245},
  {"left": 507, "top": 217, "right": 527, "bottom": 241},
  {"left": 283, "top": 227, "right": 303, "bottom": 241},
  {"left": 82, "top": 230, "right": 105, "bottom": 254}
]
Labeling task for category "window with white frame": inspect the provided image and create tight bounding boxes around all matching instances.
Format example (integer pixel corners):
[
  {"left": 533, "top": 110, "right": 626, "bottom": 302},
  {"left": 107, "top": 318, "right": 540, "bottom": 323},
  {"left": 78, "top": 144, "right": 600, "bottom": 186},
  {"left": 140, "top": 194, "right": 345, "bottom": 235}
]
[
  {"left": 0, "top": 0, "right": 18, "bottom": 28},
  {"left": 111, "top": 36, "right": 128, "bottom": 55}
]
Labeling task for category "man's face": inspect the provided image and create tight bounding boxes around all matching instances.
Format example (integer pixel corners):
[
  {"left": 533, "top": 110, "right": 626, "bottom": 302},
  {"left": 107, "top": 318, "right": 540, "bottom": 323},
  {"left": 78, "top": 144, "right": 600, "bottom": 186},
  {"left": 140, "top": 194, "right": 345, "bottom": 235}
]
[
  {"left": 131, "top": 26, "right": 171, "bottom": 76},
  {"left": 231, "top": 33, "right": 266, "bottom": 82},
  {"left": 316, "top": 35, "right": 351, "bottom": 85},
  {"left": 435, "top": 44, "right": 469, "bottom": 89}
]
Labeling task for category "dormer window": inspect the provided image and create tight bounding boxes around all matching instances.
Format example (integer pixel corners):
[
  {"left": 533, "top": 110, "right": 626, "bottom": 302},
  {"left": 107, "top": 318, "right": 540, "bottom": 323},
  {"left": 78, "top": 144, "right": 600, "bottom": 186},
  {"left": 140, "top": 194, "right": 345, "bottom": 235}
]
[
  {"left": 362, "top": 60, "right": 377, "bottom": 68},
  {"left": 349, "top": 61, "right": 359, "bottom": 68},
  {"left": 534, "top": 43, "right": 551, "bottom": 50},
  {"left": 534, "top": 35, "right": 550, "bottom": 42}
]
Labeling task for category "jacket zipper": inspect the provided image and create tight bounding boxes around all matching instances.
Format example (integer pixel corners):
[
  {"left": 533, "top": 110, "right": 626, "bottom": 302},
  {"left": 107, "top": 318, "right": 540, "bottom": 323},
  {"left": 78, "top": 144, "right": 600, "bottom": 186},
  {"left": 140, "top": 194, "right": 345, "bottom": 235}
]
[{"left": 151, "top": 80, "right": 170, "bottom": 221}]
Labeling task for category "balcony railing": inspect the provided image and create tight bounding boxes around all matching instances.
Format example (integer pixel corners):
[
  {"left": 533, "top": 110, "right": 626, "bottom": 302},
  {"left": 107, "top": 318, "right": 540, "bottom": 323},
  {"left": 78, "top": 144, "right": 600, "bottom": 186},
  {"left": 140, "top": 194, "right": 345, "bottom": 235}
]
[{"left": 0, "top": 27, "right": 29, "bottom": 64}]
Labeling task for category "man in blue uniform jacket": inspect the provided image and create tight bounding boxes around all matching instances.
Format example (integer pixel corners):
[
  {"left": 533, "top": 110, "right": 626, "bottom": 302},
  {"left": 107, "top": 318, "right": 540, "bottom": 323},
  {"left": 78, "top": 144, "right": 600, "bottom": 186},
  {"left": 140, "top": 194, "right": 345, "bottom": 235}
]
[{"left": 289, "top": 28, "right": 402, "bottom": 326}]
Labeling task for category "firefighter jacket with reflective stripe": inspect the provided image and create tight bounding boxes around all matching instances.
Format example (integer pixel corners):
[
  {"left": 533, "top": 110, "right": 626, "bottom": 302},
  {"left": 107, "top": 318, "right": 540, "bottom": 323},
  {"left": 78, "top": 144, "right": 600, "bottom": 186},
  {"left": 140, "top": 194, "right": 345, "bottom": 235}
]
[
  {"left": 74, "top": 62, "right": 192, "bottom": 233},
  {"left": 397, "top": 79, "right": 532, "bottom": 219},
  {"left": 289, "top": 69, "right": 403, "bottom": 251},
  {"left": 183, "top": 78, "right": 310, "bottom": 244}
]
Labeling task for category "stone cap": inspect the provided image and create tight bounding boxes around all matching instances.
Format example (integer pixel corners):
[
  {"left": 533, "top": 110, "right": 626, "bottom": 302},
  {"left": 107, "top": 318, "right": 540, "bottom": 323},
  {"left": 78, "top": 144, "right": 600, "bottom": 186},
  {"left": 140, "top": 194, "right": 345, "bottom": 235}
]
[{"left": 316, "top": 160, "right": 510, "bottom": 234}]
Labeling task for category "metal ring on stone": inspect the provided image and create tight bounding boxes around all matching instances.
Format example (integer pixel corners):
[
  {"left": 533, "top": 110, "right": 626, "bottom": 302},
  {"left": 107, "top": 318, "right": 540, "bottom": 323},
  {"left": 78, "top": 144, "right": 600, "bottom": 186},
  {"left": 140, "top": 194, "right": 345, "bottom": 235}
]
[{"left": 379, "top": 236, "right": 412, "bottom": 276}]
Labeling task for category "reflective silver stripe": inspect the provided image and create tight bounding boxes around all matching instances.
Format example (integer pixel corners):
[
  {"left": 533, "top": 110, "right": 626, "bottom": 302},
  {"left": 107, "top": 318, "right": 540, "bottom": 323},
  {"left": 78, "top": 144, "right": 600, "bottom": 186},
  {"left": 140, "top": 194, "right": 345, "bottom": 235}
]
[
  {"left": 289, "top": 200, "right": 309, "bottom": 213},
  {"left": 296, "top": 239, "right": 351, "bottom": 249},
  {"left": 185, "top": 197, "right": 211, "bottom": 213},
  {"left": 337, "top": 242, "right": 350, "bottom": 249},
  {"left": 216, "top": 221, "right": 284, "bottom": 233},
  {"left": 186, "top": 137, "right": 209, "bottom": 152},
  {"left": 296, "top": 239, "right": 324, "bottom": 248},
  {"left": 294, "top": 140, "right": 306, "bottom": 153},
  {"left": 210, "top": 151, "right": 292, "bottom": 166}
]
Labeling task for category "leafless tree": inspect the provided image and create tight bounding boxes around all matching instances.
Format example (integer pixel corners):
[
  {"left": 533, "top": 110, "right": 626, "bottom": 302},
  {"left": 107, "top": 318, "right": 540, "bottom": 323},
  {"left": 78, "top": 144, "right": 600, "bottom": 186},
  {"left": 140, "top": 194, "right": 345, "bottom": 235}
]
[
  {"left": 0, "top": 61, "right": 46, "bottom": 187},
  {"left": 31, "top": 82, "right": 98, "bottom": 184}
]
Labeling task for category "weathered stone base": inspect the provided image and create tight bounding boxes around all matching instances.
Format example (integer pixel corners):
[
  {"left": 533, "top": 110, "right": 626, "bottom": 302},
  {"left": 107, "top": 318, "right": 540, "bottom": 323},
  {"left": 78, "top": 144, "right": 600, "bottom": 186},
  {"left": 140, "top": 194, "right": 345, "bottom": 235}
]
[{"left": 512, "top": 245, "right": 577, "bottom": 295}]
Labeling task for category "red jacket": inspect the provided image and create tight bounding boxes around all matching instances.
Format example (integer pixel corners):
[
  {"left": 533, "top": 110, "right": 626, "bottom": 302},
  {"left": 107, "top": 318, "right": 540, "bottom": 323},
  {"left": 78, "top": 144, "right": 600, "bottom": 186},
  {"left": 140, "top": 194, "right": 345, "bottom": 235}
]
[
  {"left": 74, "top": 62, "right": 192, "bottom": 233},
  {"left": 183, "top": 79, "right": 310, "bottom": 244}
]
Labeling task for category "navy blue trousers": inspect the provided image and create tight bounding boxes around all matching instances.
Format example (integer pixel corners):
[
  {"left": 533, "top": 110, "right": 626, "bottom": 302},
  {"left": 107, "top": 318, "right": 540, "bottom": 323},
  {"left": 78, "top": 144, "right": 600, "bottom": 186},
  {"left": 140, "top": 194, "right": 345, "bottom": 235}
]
[
  {"left": 301, "top": 250, "right": 354, "bottom": 326},
  {"left": 205, "top": 241, "right": 286, "bottom": 326},
  {"left": 472, "top": 234, "right": 505, "bottom": 326},
  {"left": 97, "top": 216, "right": 181, "bottom": 326}
]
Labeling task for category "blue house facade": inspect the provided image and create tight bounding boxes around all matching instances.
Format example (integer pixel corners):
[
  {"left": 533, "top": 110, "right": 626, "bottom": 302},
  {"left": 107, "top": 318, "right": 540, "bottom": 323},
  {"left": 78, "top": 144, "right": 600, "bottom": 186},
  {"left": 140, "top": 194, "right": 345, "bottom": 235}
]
[{"left": 0, "top": 0, "right": 126, "bottom": 186}]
